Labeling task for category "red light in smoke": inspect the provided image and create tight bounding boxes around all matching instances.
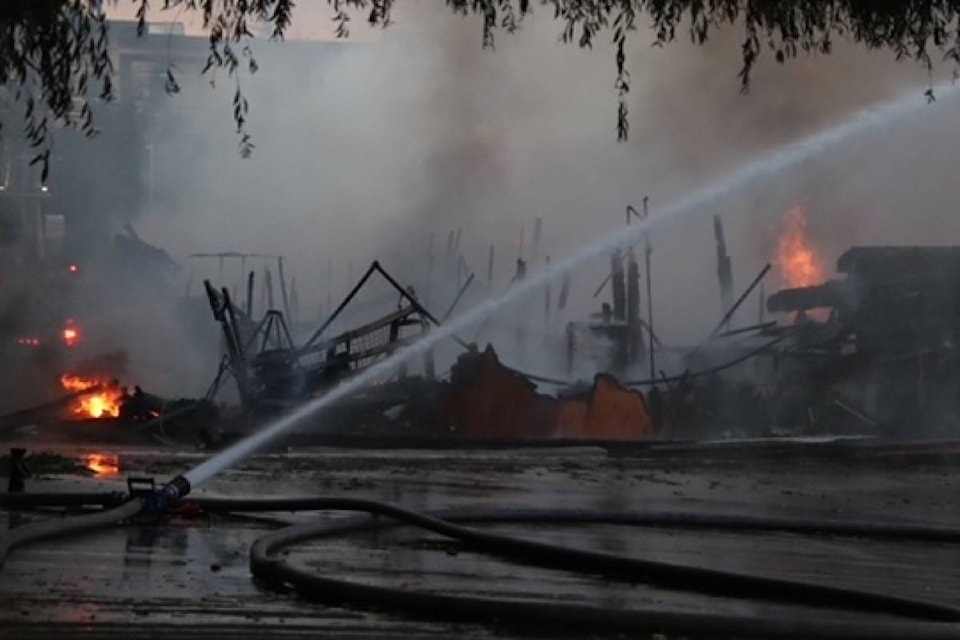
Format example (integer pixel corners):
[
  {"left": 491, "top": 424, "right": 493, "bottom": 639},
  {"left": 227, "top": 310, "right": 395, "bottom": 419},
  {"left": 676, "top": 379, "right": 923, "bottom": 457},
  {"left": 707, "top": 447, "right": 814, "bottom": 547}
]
[
  {"left": 68, "top": 264, "right": 79, "bottom": 274},
  {"left": 63, "top": 320, "right": 79, "bottom": 347}
]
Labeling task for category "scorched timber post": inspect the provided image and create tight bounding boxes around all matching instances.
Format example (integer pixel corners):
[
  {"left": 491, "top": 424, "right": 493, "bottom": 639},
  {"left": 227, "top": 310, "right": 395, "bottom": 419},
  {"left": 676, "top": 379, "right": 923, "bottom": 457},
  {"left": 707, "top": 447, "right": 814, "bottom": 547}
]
[
  {"left": 643, "top": 198, "right": 655, "bottom": 383},
  {"left": 246, "top": 270, "right": 255, "bottom": 317},
  {"left": 627, "top": 200, "right": 656, "bottom": 381},
  {"left": 709, "top": 263, "right": 772, "bottom": 339},
  {"left": 204, "top": 281, "right": 254, "bottom": 409},
  {"left": 277, "top": 257, "right": 292, "bottom": 321},
  {"left": 714, "top": 215, "right": 735, "bottom": 331}
]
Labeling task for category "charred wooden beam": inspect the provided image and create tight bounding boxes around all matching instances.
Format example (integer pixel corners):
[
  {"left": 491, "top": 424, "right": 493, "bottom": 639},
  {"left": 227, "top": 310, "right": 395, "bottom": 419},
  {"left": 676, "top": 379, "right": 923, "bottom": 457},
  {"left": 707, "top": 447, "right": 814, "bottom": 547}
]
[
  {"left": 372, "top": 261, "right": 471, "bottom": 350},
  {"left": 710, "top": 263, "right": 771, "bottom": 337},
  {"left": 611, "top": 249, "right": 626, "bottom": 322},
  {"left": 334, "top": 305, "right": 418, "bottom": 345},
  {"left": 558, "top": 272, "right": 571, "bottom": 311},
  {"left": 531, "top": 217, "right": 543, "bottom": 264},
  {"left": 766, "top": 280, "right": 848, "bottom": 314},
  {"left": 714, "top": 215, "right": 734, "bottom": 325},
  {"left": 246, "top": 270, "right": 255, "bottom": 317},
  {"left": 445, "top": 272, "right": 475, "bottom": 320},
  {"left": 302, "top": 262, "right": 379, "bottom": 350},
  {"left": 626, "top": 251, "right": 644, "bottom": 364},
  {"left": 277, "top": 256, "right": 291, "bottom": 321}
]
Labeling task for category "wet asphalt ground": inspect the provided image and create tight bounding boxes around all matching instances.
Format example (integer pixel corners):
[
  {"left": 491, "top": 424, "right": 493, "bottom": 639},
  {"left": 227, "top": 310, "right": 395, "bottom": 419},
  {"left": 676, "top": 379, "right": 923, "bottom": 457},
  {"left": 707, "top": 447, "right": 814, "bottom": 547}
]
[{"left": 2, "top": 437, "right": 960, "bottom": 639}]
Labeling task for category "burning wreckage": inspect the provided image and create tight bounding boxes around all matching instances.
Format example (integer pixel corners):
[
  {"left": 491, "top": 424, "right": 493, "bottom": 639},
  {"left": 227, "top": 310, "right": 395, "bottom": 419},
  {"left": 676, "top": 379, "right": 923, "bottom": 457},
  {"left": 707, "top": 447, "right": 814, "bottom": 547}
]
[{"left": 5, "top": 206, "right": 960, "bottom": 447}]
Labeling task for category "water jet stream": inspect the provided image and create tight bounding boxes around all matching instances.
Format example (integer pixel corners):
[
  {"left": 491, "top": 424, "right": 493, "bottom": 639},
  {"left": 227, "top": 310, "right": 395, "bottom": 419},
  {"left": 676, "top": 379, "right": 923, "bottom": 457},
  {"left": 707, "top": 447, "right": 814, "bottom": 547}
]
[{"left": 181, "top": 82, "right": 960, "bottom": 491}]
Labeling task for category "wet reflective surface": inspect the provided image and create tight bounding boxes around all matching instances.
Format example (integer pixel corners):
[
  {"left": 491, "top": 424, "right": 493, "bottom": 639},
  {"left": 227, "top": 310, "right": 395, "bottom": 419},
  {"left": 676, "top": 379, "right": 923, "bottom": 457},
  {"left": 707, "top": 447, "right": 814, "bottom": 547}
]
[{"left": 3, "top": 440, "right": 960, "bottom": 638}]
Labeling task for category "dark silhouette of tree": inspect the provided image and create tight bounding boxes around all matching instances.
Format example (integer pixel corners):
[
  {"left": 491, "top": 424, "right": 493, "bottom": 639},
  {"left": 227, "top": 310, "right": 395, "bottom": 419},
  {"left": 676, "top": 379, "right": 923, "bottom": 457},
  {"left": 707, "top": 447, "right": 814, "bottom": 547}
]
[{"left": 3, "top": 0, "right": 960, "bottom": 178}]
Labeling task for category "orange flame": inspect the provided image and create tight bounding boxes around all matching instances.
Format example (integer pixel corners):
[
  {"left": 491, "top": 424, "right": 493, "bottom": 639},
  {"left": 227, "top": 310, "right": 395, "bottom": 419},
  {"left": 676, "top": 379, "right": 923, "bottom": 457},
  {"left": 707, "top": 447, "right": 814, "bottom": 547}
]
[
  {"left": 60, "top": 374, "right": 124, "bottom": 419},
  {"left": 774, "top": 203, "right": 828, "bottom": 321},
  {"left": 775, "top": 204, "right": 825, "bottom": 289},
  {"left": 84, "top": 453, "right": 121, "bottom": 476}
]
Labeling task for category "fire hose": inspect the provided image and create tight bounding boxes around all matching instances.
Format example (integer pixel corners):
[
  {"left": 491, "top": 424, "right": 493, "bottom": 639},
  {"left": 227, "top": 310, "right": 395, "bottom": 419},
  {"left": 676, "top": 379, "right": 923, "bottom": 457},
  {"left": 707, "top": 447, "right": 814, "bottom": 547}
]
[{"left": 3, "top": 487, "right": 960, "bottom": 639}]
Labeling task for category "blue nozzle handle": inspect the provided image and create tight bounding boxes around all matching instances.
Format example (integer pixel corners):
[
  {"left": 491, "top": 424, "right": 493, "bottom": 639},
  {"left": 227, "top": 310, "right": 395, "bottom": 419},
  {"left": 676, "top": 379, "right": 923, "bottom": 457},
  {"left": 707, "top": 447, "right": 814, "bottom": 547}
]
[{"left": 144, "top": 475, "right": 192, "bottom": 514}]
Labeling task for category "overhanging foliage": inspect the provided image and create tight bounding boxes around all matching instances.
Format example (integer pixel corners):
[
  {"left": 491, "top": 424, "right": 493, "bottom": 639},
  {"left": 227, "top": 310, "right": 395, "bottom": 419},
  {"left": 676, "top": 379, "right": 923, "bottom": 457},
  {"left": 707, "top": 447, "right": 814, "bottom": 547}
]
[{"left": 3, "top": 0, "right": 960, "bottom": 178}]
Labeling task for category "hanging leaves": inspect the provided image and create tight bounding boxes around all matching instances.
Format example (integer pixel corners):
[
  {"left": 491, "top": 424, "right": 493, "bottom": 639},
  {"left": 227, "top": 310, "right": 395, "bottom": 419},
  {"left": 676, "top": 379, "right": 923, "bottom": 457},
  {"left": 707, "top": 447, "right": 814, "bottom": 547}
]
[{"left": 4, "top": 0, "right": 960, "bottom": 179}]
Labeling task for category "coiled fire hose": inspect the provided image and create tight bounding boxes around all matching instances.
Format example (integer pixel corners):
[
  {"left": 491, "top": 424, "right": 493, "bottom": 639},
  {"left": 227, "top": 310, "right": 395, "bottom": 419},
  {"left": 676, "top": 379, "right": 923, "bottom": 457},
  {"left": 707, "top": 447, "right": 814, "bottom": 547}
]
[{"left": 3, "top": 485, "right": 960, "bottom": 639}]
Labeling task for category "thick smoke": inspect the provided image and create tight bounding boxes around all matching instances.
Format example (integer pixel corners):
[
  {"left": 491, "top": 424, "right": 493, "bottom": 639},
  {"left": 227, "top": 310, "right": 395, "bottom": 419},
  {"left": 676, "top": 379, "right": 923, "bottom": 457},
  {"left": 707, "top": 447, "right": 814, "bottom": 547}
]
[{"left": 97, "top": 5, "right": 960, "bottom": 396}]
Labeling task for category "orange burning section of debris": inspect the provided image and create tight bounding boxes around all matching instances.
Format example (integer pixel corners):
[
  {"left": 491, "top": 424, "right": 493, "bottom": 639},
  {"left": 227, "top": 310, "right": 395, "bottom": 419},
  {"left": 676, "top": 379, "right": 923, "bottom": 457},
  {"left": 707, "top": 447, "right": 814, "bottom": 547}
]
[
  {"left": 775, "top": 203, "right": 826, "bottom": 289},
  {"left": 60, "top": 374, "right": 124, "bottom": 419},
  {"left": 438, "top": 346, "right": 654, "bottom": 440},
  {"left": 84, "top": 453, "right": 121, "bottom": 476}
]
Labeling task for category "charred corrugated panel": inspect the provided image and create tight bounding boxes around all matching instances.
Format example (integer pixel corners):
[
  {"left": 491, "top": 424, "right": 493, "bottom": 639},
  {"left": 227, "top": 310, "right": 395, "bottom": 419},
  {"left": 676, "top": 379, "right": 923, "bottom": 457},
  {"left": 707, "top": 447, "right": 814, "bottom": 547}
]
[
  {"left": 438, "top": 346, "right": 654, "bottom": 441},
  {"left": 556, "top": 374, "right": 654, "bottom": 440},
  {"left": 437, "top": 345, "right": 556, "bottom": 439}
]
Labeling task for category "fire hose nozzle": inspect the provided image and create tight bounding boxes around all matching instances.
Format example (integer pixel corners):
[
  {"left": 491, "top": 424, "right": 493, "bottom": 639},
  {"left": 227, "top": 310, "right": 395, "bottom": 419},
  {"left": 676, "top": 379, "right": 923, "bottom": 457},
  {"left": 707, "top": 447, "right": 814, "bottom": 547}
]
[{"left": 142, "top": 475, "right": 192, "bottom": 514}]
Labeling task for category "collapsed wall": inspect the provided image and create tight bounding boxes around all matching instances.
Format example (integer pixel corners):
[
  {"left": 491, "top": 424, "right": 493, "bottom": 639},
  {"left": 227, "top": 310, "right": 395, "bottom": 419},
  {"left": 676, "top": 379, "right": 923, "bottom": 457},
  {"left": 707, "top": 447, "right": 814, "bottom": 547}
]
[{"left": 438, "top": 345, "right": 654, "bottom": 440}]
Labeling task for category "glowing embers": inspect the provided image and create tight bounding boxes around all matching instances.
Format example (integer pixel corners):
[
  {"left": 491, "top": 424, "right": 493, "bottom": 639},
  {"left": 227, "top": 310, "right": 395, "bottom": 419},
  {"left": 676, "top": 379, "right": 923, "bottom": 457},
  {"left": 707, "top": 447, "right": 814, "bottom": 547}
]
[
  {"left": 63, "top": 319, "right": 80, "bottom": 347},
  {"left": 60, "top": 374, "right": 125, "bottom": 419},
  {"left": 84, "top": 452, "right": 121, "bottom": 476}
]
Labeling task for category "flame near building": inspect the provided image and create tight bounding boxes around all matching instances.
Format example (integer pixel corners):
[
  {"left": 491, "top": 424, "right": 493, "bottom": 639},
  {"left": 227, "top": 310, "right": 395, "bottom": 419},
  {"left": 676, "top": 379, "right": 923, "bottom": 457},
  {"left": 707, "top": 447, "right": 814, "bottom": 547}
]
[
  {"left": 775, "top": 203, "right": 827, "bottom": 289},
  {"left": 773, "top": 203, "right": 830, "bottom": 322}
]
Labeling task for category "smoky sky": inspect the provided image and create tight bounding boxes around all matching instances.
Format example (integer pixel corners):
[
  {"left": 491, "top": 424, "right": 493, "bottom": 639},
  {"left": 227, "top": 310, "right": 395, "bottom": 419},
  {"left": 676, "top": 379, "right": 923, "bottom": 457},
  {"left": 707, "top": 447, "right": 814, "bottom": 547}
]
[{"left": 102, "top": 6, "right": 960, "bottom": 392}]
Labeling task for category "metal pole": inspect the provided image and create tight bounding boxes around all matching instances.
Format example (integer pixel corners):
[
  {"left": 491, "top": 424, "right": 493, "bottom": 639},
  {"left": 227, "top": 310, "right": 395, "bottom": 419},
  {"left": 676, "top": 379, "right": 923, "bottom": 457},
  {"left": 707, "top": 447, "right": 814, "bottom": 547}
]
[
  {"left": 325, "top": 258, "right": 332, "bottom": 319},
  {"left": 264, "top": 268, "right": 275, "bottom": 311},
  {"left": 219, "top": 286, "right": 253, "bottom": 407},
  {"left": 531, "top": 217, "right": 542, "bottom": 264},
  {"left": 714, "top": 214, "right": 735, "bottom": 329},
  {"left": 593, "top": 235, "right": 644, "bottom": 298},
  {"left": 278, "top": 257, "right": 291, "bottom": 321},
  {"left": 425, "top": 232, "right": 435, "bottom": 306},
  {"left": 544, "top": 256, "right": 552, "bottom": 327},
  {"left": 709, "top": 263, "right": 772, "bottom": 338},
  {"left": 301, "top": 262, "right": 379, "bottom": 351},
  {"left": 443, "top": 272, "right": 475, "bottom": 320},
  {"left": 558, "top": 273, "right": 571, "bottom": 311},
  {"left": 373, "top": 262, "right": 471, "bottom": 350},
  {"left": 246, "top": 270, "right": 254, "bottom": 317},
  {"left": 290, "top": 277, "right": 299, "bottom": 325},
  {"left": 758, "top": 283, "right": 766, "bottom": 324},
  {"left": 644, "top": 197, "right": 655, "bottom": 382}
]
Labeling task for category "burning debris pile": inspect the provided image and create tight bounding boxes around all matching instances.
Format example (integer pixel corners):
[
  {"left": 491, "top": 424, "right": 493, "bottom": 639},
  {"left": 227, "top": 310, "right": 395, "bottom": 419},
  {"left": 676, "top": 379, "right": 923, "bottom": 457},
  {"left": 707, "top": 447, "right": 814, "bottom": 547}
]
[
  {"left": 59, "top": 374, "right": 125, "bottom": 419},
  {"left": 0, "top": 363, "right": 218, "bottom": 446},
  {"left": 189, "top": 255, "right": 661, "bottom": 446},
  {"left": 8, "top": 198, "right": 960, "bottom": 449},
  {"left": 766, "top": 245, "right": 960, "bottom": 434}
]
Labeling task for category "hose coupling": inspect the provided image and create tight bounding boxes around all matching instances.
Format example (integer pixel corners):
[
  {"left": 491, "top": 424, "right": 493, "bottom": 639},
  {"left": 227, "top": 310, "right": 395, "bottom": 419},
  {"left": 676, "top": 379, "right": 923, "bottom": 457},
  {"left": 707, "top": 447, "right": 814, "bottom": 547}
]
[{"left": 141, "top": 475, "right": 192, "bottom": 514}]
